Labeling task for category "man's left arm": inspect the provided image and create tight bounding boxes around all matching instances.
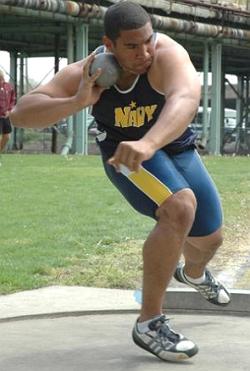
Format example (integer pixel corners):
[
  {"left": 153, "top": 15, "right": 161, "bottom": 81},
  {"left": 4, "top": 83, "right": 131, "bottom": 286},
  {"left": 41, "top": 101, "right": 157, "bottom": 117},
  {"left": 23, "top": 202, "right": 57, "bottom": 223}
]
[{"left": 142, "top": 46, "right": 201, "bottom": 151}]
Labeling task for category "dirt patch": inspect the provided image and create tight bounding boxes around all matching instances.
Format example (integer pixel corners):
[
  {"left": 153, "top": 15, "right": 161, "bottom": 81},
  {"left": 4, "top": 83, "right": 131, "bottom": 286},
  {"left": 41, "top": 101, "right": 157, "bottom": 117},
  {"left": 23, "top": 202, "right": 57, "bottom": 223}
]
[{"left": 207, "top": 232, "right": 250, "bottom": 289}]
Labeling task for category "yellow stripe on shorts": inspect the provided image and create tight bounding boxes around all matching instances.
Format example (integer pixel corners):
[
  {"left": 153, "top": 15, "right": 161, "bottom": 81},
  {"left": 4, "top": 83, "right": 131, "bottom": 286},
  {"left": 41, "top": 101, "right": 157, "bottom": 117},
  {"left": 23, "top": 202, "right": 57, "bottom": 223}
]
[{"left": 120, "top": 164, "right": 172, "bottom": 206}]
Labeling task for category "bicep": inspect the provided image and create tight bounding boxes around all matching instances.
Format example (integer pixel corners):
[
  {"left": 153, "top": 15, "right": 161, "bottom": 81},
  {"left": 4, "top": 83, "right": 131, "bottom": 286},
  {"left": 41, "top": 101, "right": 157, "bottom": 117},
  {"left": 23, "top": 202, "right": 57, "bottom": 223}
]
[
  {"left": 160, "top": 48, "right": 201, "bottom": 100},
  {"left": 27, "top": 80, "right": 69, "bottom": 100},
  {"left": 27, "top": 64, "right": 80, "bottom": 99}
]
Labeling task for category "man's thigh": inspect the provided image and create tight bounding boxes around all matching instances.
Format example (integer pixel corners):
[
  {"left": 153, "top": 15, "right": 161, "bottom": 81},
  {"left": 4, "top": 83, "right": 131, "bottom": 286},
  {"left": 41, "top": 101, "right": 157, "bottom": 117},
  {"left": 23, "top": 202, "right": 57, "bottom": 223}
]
[
  {"left": 171, "top": 149, "right": 223, "bottom": 237},
  {"left": 99, "top": 140, "right": 190, "bottom": 219}
]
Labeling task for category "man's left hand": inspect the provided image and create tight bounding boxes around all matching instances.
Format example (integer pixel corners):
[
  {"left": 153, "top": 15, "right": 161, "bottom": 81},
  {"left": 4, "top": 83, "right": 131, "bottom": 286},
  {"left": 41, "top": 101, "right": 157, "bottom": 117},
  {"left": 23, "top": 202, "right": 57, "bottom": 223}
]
[{"left": 108, "top": 139, "right": 156, "bottom": 172}]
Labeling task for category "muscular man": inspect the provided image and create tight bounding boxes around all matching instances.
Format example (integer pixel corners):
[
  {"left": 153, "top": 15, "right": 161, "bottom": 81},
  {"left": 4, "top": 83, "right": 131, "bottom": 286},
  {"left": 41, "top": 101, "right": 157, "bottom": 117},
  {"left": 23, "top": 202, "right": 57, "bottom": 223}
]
[
  {"left": 10, "top": 1, "right": 230, "bottom": 362},
  {"left": 0, "top": 69, "right": 15, "bottom": 152}
]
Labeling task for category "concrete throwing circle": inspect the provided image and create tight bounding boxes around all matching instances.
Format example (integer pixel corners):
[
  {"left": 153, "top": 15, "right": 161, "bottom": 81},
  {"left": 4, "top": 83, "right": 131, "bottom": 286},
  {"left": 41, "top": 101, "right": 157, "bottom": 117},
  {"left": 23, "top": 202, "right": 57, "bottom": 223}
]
[{"left": 0, "top": 313, "right": 248, "bottom": 371}]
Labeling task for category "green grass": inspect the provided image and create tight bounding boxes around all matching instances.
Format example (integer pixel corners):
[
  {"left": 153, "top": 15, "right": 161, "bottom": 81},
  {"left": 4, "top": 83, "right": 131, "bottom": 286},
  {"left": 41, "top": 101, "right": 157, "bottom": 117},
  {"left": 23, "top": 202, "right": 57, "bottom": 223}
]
[
  {"left": 0, "top": 154, "right": 249, "bottom": 294},
  {"left": 203, "top": 156, "right": 250, "bottom": 234}
]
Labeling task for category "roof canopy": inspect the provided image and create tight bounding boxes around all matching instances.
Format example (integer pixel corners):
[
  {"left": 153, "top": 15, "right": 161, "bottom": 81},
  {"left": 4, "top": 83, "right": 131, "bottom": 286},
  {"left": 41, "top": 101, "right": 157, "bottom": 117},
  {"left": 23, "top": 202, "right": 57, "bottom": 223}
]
[{"left": 1, "top": 0, "right": 250, "bottom": 74}]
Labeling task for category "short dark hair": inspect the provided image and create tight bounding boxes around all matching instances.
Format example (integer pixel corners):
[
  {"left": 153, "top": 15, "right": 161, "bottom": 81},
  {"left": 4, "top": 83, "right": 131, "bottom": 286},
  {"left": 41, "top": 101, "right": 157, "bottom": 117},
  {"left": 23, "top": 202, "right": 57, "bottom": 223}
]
[{"left": 104, "top": 1, "right": 151, "bottom": 42}]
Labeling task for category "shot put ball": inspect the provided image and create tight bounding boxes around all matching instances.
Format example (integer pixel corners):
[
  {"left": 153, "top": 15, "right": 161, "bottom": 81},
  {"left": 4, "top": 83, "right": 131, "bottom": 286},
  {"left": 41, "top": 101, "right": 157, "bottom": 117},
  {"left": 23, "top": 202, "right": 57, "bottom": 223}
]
[{"left": 90, "top": 53, "right": 121, "bottom": 88}]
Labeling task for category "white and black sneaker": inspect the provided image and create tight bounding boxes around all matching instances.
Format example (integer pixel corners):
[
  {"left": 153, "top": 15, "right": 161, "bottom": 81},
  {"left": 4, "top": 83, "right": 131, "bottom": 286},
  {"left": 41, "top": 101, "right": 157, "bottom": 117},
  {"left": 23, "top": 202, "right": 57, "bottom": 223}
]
[
  {"left": 174, "top": 263, "right": 231, "bottom": 306},
  {"left": 132, "top": 315, "right": 198, "bottom": 362}
]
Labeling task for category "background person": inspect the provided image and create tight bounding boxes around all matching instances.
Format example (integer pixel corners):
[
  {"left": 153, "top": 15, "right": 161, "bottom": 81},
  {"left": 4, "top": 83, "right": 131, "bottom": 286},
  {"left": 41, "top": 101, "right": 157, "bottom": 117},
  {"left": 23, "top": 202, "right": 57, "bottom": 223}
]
[
  {"left": 10, "top": 1, "right": 230, "bottom": 363},
  {"left": 0, "top": 69, "right": 16, "bottom": 152}
]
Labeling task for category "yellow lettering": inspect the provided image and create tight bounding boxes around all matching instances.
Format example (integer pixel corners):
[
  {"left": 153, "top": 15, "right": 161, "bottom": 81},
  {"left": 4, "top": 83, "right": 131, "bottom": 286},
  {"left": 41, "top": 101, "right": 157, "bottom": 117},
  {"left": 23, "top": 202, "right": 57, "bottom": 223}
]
[
  {"left": 115, "top": 107, "right": 131, "bottom": 127},
  {"left": 145, "top": 105, "right": 157, "bottom": 122},
  {"left": 114, "top": 104, "right": 158, "bottom": 128},
  {"left": 136, "top": 107, "right": 145, "bottom": 127},
  {"left": 128, "top": 110, "right": 137, "bottom": 126}
]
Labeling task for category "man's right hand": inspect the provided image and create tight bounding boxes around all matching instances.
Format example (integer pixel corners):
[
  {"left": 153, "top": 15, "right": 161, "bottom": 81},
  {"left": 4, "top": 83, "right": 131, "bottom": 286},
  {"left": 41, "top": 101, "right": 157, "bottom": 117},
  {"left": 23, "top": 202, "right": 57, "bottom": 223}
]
[
  {"left": 10, "top": 53, "right": 106, "bottom": 128},
  {"left": 74, "top": 53, "right": 106, "bottom": 109}
]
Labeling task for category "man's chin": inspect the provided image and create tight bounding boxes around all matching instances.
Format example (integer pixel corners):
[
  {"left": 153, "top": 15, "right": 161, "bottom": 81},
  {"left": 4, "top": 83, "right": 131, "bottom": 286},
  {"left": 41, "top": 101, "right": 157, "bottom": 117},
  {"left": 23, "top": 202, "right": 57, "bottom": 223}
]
[
  {"left": 135, "top": 61, "right": 152, "bottom": 74},
  {"left": 139, "top": 66, "right": 150, "bottom": 74},
  {"left": 124, "top": 66, "right": 149, "bottom": 75}
]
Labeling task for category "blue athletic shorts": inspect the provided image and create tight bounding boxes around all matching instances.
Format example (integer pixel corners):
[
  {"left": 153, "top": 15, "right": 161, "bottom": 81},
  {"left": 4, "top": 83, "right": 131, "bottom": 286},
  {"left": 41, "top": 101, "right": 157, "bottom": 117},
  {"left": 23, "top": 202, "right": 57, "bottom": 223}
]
[{"left": 97, "top": 138, "right": 223, "bottom": 237}]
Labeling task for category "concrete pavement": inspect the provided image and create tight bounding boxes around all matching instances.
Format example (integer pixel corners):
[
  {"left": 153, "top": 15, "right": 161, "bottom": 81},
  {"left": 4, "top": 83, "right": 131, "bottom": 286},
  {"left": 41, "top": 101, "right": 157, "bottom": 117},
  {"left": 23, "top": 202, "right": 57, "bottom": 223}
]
[
  {"left": 0, "top": 286, "right": 250, "bottom": 370},
  {"left": 0, "top": 312, "right": 249, "bottom": 371},
  {"left": 0, "top": 285, "right": 249, "bottom": 321}
]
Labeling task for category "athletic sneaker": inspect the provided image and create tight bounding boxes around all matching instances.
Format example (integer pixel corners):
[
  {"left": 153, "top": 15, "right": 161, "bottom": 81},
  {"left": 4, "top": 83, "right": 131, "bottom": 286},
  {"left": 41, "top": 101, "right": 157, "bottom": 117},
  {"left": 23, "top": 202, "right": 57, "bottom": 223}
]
[
  {"left": 132, "top": 315, "right": 198, "bottom": 362},
  {"left": 174, "top": 263, "right": 231, "bottom": 306}
]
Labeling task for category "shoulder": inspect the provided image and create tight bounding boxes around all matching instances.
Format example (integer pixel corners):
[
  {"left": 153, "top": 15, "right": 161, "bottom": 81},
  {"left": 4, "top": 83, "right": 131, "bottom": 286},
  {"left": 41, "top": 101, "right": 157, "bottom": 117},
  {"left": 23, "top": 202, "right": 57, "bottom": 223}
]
[
  {"left": 55, "top": 60, "right": 85, "bottom": 96},
  {"left": 148, "top": 33, "right": 198, "bottom": 92},
  {"left": 31, "top": 60, "right": 85, "bottom": 97},
  {"left": 154, "top": 33, "right": 191, "bottom": 67},
  {"left": 56, "top": 60, "right": 84, "bottom": 82}
]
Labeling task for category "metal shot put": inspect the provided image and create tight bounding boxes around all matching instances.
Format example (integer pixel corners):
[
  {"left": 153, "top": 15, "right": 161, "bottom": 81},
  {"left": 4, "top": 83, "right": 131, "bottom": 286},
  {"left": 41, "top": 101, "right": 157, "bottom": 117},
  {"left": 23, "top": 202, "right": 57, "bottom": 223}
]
[{"left": 90, "top": 53, "right": 121, "bottom": 88}]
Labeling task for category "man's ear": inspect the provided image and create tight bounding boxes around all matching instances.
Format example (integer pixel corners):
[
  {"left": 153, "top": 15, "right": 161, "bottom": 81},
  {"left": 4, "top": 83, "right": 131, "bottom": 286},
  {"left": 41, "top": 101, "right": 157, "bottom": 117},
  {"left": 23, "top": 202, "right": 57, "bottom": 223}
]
[{"left": 102, "top": 35, "right": 114, "bottom": 51}]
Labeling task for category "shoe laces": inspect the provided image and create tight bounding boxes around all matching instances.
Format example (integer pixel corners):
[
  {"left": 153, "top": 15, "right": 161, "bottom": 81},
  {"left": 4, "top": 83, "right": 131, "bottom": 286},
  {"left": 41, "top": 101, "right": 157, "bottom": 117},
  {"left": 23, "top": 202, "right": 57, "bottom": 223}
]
[
  {"left": 201, "top": 270, "right": 221, "bottom": 296},
  {"left": 148, "top": 315, "right": 180, "bottom": 345}
]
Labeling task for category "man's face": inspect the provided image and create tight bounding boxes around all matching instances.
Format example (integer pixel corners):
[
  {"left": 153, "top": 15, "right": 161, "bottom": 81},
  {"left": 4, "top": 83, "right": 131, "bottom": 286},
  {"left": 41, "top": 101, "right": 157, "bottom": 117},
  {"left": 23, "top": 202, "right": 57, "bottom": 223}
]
[{"left": 105, "top": 22, "right": 156, "bottom": 75}]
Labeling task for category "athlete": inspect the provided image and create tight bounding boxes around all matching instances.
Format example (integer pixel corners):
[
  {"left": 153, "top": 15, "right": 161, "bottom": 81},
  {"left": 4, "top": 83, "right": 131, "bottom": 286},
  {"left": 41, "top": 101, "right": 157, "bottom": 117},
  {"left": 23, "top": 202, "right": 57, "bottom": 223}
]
[{"left": 10, "top": 1, "right": 231, "bottom": 362}]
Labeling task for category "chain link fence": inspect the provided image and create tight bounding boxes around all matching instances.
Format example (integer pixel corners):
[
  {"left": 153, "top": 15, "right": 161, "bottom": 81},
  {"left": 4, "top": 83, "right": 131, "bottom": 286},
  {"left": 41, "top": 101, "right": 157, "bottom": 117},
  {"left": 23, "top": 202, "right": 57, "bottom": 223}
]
[{"left": 10, "top": 119, "right": 100, "bottom": 155}]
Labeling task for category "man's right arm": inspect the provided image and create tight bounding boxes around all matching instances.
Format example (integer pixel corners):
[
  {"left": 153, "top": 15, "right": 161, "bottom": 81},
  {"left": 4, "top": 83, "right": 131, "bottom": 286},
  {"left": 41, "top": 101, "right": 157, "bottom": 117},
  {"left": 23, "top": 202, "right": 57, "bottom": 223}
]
[
  {"left": 10, "top": 90, "right": 83, "bottom": 128},
  {"left": 10, "top": 93, "right": 79, "bottom": 128},
  {"left": 10, "top": 54, "right": 104, "bottom": 128}
]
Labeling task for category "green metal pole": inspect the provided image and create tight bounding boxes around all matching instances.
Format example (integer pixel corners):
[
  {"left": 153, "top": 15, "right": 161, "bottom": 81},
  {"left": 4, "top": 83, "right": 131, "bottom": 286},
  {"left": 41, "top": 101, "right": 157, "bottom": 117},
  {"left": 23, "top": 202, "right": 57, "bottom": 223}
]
[
  {"left": 61, "top": 24, "right": 74, "bottom": 156},
  {"left": 13, "top": 53, "right": 24, "bottom": 151},
  {"left": 236, "top": 76, "right": 242, "bottom": 128},
  {"left": 201, "top": 42, "right": 210, "bottom": 149},
  {"left": 245, "top": 76, "right": 249, "bottom": 128},
  {"left": 221, "top": 69, "right": 226, "bottom": 151},
  {"left": 235, "top": 76, "right": 244, "bottom": 153},
  {"left": 210, "top": 42, "right": 222, "bottom": 155},
  {"left": 74, "top": 23, "right": 89, "bottom": 155},
  {"left": 8, "top": 51, "right": 17, "bottom": 151}
]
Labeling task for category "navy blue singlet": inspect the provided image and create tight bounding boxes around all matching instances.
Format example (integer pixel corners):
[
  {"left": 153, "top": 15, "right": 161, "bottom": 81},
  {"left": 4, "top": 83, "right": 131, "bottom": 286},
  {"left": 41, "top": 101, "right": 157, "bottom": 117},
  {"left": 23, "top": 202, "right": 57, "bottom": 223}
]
[
  {"left": 91, "top": 48, "right": 222, "bottom": 237},
  {"left": 92, "top": 72, "right": 197, "bottom": 154}
]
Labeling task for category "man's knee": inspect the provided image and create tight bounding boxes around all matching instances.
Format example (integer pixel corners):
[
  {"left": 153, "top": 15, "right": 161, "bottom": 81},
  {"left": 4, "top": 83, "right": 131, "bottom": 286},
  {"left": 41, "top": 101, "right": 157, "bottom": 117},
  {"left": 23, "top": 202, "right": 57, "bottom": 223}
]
[{"left": 156, "top": 189, "right": 197, "bottom": 230}]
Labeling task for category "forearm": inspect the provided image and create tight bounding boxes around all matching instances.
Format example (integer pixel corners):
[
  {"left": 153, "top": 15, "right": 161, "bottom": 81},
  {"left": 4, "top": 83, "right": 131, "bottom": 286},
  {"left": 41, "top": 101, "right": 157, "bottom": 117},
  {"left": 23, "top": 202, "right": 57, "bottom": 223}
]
[
  {"left": 9, "top": 93, "right": 82, "bottom": 128},
  {"left": 142, "top": 94, "right": 199, "bottom": 151}
]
